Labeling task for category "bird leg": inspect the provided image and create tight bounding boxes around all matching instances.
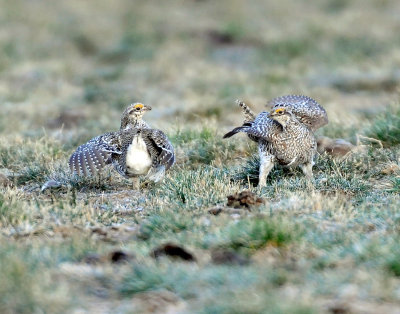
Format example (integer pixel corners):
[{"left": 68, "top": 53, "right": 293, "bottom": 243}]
[
  {"left": 147, "top": 166, "right": 165, "bottom": 183},
  {"left": 132, "top": 177, "right": 140, "bottom": 190},
  {"left": 299, "top": 162, "right": 313, "bottom": 180},
  {"left": 300, "top": 162, "right": 315, "bottom": 190},
  {"left": 258, "top": 152, "right": 275, "bottom": 188}
]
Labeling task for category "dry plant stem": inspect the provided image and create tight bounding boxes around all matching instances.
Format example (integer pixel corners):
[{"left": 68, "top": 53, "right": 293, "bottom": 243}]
[{"left": 357, "top": 134, "right": 383, "bottom": 148}]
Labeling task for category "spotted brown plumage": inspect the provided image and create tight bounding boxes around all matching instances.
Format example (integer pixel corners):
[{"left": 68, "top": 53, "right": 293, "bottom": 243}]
[
  {"left": 223, "top": 95, "right": 328, "bottom": 187},
  {"left": 69, "top": 103, "right": 175, "bottom": 187}
]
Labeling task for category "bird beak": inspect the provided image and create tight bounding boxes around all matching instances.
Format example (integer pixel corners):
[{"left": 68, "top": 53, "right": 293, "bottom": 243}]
[
  {"left": 145, "top": 105, "right": 152, "bottom": 111},
  {"left": 270, "top": 108, "right": 284, "bottom": 116}
]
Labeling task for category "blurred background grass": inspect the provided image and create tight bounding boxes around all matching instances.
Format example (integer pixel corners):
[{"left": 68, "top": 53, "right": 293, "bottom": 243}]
[{"left": 1, "top": 0, "right": 400, "bottom": 140}]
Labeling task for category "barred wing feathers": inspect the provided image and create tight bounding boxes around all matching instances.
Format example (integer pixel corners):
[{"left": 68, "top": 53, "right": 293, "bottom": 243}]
[
  {"left": 69, "top": 132, "right": 122, "bottom": 176},
  {"left": 142, "top": 129, "right": 175, "bottom": 170}
]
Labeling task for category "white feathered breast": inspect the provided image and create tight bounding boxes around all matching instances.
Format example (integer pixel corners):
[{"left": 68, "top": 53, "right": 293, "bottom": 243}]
[{"left": 126, "top": 135, "right": 152, "bottom": 175}]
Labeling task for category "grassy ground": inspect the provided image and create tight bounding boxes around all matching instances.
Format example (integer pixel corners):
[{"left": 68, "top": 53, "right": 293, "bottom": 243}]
[{"left": 1, "top": 0, "right": 400, "bottom": 313}]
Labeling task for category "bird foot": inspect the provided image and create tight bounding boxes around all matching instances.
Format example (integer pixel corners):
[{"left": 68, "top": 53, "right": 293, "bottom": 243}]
[
  {"left": 257, "top": 181, "right": 267, "bottom": 190},
  {"left": 140, "top": 180, "right": 153, "bottom": 189}
]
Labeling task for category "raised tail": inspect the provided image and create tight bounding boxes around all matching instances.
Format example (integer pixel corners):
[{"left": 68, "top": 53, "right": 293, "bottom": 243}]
[
  {"left": 236, "top": 100, "right": 256, "bottom": 123},
  {"left": 223, "top": 124, "right": 251, "bottom": 139}
]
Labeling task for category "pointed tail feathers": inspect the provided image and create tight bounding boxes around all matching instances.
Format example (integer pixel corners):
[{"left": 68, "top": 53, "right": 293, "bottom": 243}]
[{"left": 223, "top": 125, "right": 250, "bottom": 139}]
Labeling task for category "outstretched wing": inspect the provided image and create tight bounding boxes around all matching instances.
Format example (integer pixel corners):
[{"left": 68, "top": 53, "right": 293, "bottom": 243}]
[
  {"left": 268, "top": 95, "right": 328, "bottom": 131},
  {"left": 69, "top": 132, "right": 122, "bottom": 176},
  {"left": 142, "top": 129, "right": 175, "bottom": 170}
]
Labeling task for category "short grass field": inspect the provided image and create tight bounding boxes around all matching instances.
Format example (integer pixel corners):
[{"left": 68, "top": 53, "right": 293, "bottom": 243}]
[{"left": 1, "top": 0, "right": 400, "bottom": 313}]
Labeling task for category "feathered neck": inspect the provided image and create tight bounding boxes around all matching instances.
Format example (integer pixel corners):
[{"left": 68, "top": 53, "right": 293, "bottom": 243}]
[{"left": 120, "top": 115, "right": 149, "bottom": 130}]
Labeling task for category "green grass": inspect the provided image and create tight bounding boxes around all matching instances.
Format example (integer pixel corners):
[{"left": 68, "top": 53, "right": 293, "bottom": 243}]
[
  {"left": 216, "top": 217, "right": 302, "bottom": 253},
  {"left": 0, "top": 193, "right": 27, "bottom": 228},
  {"left": 171, "top": 127, "right": 240, "bottom": 166},
  {"left": 0, "top": 238, "right": 101, "bottom": 314},
  {"left": 119, "top": 262, "right": 315, "bottom": 313},
  {"left": 150, "top": 166, "right": 237, "bottom": 209},
  {"left": 387, "top": 255, "right": 400, "bottom": 277},
  {"left": 388, "top": 177, "right": 400, "bottom": 193},
  {"left": 366, "top": 102, "right": 400, "bottom": 146}
]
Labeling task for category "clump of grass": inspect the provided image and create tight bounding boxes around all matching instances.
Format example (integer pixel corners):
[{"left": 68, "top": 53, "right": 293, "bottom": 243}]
[
  {"left": 137, "top": 210, "right": 196, "bottom": 241},
  {"left": 0, "top": 138, "right": 65, "bottom": 186},
  {"left": 0, "top": 138, "right": 62, "bottom": 169},
  {"left": 0, "top": 193, "right": 27, "bottom": 228},
  {"left": 149, "top": 166, "right": 237, "bottom": 209},
  {"left": 314, "top": 154, "right": 370, "bottom": 194},
  {"left": 214, "top": 217, "right": 302, "bottom": 254},
  {"left": 232, "top": 154, "right": 260, "bottom": 185},
  {"left": 119, "top": 264, "right": 170, "bottom": 296},
  {"left": 365, "top": 102, "right": 400, "bottom": 146},
  {"left": 16, "top": 162, "right": 51, "bottom": 186},
  {"left": 171, "top": 127, "right": 239, "bottom": 166},
  {"left": 387, "top": 177, "right": 400, "bottom": 193}
]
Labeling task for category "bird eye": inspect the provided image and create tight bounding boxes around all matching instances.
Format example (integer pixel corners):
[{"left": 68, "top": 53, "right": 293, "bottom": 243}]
[{"left": 136, "top": 107, "right": 141, "bottom": 111}]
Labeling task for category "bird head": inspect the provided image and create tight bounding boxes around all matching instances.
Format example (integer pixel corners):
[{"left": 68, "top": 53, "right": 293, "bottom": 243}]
[
  {"left": 269, "top": 107, "right": 293, "bottom": 128},
  {"left": 120, "top": 103, "right": 152, "bottom": 129},
  {"left": 126, "top": 103, "right": 152, "bottom": 117}
]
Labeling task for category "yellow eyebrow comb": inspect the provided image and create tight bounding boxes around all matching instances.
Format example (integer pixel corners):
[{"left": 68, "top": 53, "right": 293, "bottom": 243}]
[{"left": 134, "top": 103, "right": 144, "bottom": 109}]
